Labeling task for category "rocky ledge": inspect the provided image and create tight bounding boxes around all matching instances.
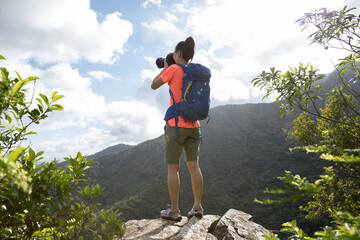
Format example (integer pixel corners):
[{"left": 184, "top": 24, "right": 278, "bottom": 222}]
[{"left": 115, "top": 209, "right": 269, "bottom": 240}]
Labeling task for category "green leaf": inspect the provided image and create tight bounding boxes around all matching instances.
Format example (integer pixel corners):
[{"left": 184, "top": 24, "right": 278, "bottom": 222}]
[
  {"left": 52, "top": 94, "right": 64, "bottom": 102},
  {"left": 65, "top": 164, "right": 73, "bottom": 170},
  {"left": 37, "top": 104, "right": 43, "bottom": 113},
  {"left": 24, "top": 131, "right": 37, "bottom": 136},
  {"left": 339, "top": 66, "right": 351, "bottom": 76},
  {"left": 0, "top": 160, "right": 8, "bottom": 170},
  {"left": 8, "top": 147, "right": 28, "bottom": 162},
  {"left": 84, "top": 185, "right": 90, "bottom": 196},
  {"left": 29, "top": 148, "right": 36, "bottom": 161},
  {"left": 49, "top": 104, "right": 64, "bottom": 111},
  {"left": 0, "top": 55, "right": 6, "bottom": 60},
  {"left": 101, "top": 223, "right": 106, "bottom": 232},
  {"left": 36, "top": 98, "right": 43, "bottom": 106},
  {"left": 15, "top": 71, "right": 23, "bottom": 81},
  {"left": 35, "top": 151, "right": 44, "bottom": 158},
  {"left": 51, "top": 91, "right": 65, "bottom": 102},
  {"left": 304, "top": 101, "right": 309, "bottom": 109},
  {"left": 25, "top": 76, "right": 39, "bottom": 81},
  {"left": 12, "top": 80, "right": 28, "bottom": 95},
  {"left": 39, "top": 93, "right": 49, "bottom": 105},
  {"left": 92, "top": 184, "right": 102, "bottom": 197},
  {"left": 5, "top": 114, "right": 12, "bottom": 123},
  {"left": 51, "top": 91, "right": 58, "bottom": 99}
]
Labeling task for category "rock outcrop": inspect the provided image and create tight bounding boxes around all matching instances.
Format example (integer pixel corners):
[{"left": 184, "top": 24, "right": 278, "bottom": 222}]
[{"left": 115, "top": 209, "right": 269, "bottom": 240}]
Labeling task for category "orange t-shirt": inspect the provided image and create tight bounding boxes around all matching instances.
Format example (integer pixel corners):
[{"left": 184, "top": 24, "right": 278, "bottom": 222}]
[{"left": 161, "top": 65, "right": 200, "bottom": 128}]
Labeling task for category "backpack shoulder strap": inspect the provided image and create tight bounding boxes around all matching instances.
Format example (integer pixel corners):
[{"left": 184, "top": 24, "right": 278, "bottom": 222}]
[
  {"left": 164, "top": 89, "right": 180, "bottom": 138},
  {"left": 177, "top": 63, "right": 187, "bottom": 72}
]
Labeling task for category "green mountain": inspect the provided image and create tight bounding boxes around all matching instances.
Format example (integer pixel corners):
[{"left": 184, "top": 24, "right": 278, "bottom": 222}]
[
  {"left": 88, "top": 143, "right": 132, "bottom": 159},
  {"left": 84, "top": 101, "right": 330, "bottom": 233}
]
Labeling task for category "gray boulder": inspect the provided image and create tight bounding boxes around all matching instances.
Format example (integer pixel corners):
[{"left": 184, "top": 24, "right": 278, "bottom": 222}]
[
  {"left": 212, "top": 209, "right": 269, "bottom": 239},
  {"left": 115, "top": 209, "right": 269, "bottom": 240}
]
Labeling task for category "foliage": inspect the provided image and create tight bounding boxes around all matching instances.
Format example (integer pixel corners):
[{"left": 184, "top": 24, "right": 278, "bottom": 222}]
[
  {"left": 252, "top": 63, "right": 325, "bottom": 118},
  {"left": 296, "top": 6, "right": 360, "bottom": 53},
  {"left": 255, "top": 93, "right": 360, "bottom": 219},
  {"left": 253, "top": 5, "right": 360, "bottom": 239},
  {"left": 0, "top": 57, "right": 65, "bottom": 154},
  {"left": 0, "top": 55, "right": 125, "bottom": 239},
  {"left": 263, "top": 213, "right": 360, "bottom": 240},
  {"left": 253, "top": 6, "right": 360, "bottom": 127}
]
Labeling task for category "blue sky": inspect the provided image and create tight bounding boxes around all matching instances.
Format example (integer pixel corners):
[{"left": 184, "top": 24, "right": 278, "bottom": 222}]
[{"left": 0, "top": 0, "right": 359, "bottom": 160}]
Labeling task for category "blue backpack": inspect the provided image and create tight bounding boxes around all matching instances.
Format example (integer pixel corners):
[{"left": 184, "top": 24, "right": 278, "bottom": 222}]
[{"left": 164, "top": 63, "right": 211, "bottom": 137}]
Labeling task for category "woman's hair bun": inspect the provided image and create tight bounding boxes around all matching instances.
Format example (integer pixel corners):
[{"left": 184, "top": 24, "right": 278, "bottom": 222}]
[
  {"left": 184, "top": 37, "right": 195, "bottom": 47},
  {"left": 183, "top": 36, "right": 195, "bottom": 61}
]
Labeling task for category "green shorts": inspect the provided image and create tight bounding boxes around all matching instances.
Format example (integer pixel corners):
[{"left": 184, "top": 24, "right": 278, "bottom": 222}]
[{"left": 164, "top": 123, "right": 201, "bottom": 164}]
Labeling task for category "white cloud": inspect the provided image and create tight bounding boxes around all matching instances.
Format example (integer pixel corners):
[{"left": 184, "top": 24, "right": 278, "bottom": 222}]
[
  {"left": 144, "top": 56, "right": 156, "bottom": 66},
  {"left": 41, "top": 63, "right": 92, "bottom": 92},
  {"left": 35, "top": 63, "right": 163, "bottom": 139},
  {"left": 210, "top": 70, "right": 249, "bottom": 102},
  {"left": 26, "top": 63, "right": 106, "bottom": 132},
  {"left": 33, "top": 99, "right": 164, "bottom": 159},
  {"left": 102, "top": 101, "right": 164, "bottom": 142},
  {"left": 172, "top": 0, "right": 202, "bottom": 14},
  {"left": 188, "top": 0, "right": 348, "bottom": 54},
  {"left": 164, "top": 13, "right": 180, "bottom": 23},
  {"left": 88, "top": 71, "right": 115, "bottom": 81},
  {"left": 22, "top": 63, "right": 164, "bottom": 159},
  {"left": 141, "top": 13, "right": 187, "bottom": 46},
  {"left": 141, "top": 69, "right": 157, "bottom": 83},
  {"left": 33, "top": 127, "right": 120, "bottom": 160},
  {"left": 182, "top": 0, "right": 358, "bottom": 104},
  {"left": 0, "top": 0, "right": 133, "bottom": 64},
  {"left": 142, "top": 0, "right": 161, "bottom": 9},
  {"left": 141, "top": 56, "right": 163, "bottom": 81}
]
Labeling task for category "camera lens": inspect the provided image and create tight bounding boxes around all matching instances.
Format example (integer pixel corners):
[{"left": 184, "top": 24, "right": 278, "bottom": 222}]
[{"left": 155, "top": 53, "right": 175, "bottom": 69}]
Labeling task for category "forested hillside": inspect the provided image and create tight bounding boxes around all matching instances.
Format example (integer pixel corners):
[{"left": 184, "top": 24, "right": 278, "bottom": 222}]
[{"left": 84, "top": 101, "right": 331, "bottom": 233}]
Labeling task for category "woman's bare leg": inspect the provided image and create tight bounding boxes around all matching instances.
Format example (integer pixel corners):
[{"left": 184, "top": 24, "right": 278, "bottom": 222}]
[
  {"left": 186, "top": 161, "right": 203, "bottom": 208},
  {"left": 168, "top": 163, "right": 180, "bottom": 214}
]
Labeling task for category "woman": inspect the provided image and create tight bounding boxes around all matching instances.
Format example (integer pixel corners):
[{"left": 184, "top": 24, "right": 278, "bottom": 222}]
[{"left": 151, "top": 36, "right": 204, "bottom": 221}]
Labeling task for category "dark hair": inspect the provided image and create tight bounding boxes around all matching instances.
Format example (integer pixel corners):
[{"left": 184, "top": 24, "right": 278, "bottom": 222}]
[{"left": 175, "top": 37, "right": 195, "bottom": 62}]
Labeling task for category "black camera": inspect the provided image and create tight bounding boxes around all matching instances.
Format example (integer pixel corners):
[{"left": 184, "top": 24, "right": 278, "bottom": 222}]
[{"left": 156, "top": 52, "right": 175, "bottom": 68}]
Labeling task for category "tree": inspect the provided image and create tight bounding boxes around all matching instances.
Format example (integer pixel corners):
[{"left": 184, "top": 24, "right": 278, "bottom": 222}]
[
  {"left": 252, "top": 6, "right": 360, "bottom": 239},
  {"left": 0, "top": 55, "right": 126, "bottom": 239}
]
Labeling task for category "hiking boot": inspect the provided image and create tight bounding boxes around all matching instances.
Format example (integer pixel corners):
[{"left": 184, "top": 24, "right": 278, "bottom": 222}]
[
  {"left": 187, "top": 206, "right": 203, "bottom": 219},
  {"left": 160, "top": 204, "right": 182, "bottom": 221}
]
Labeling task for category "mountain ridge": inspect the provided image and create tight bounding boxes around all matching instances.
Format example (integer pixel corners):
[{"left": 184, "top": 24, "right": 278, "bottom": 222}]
[{"left": 88, "top": 143, "right": 133, "bottom": 159}]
